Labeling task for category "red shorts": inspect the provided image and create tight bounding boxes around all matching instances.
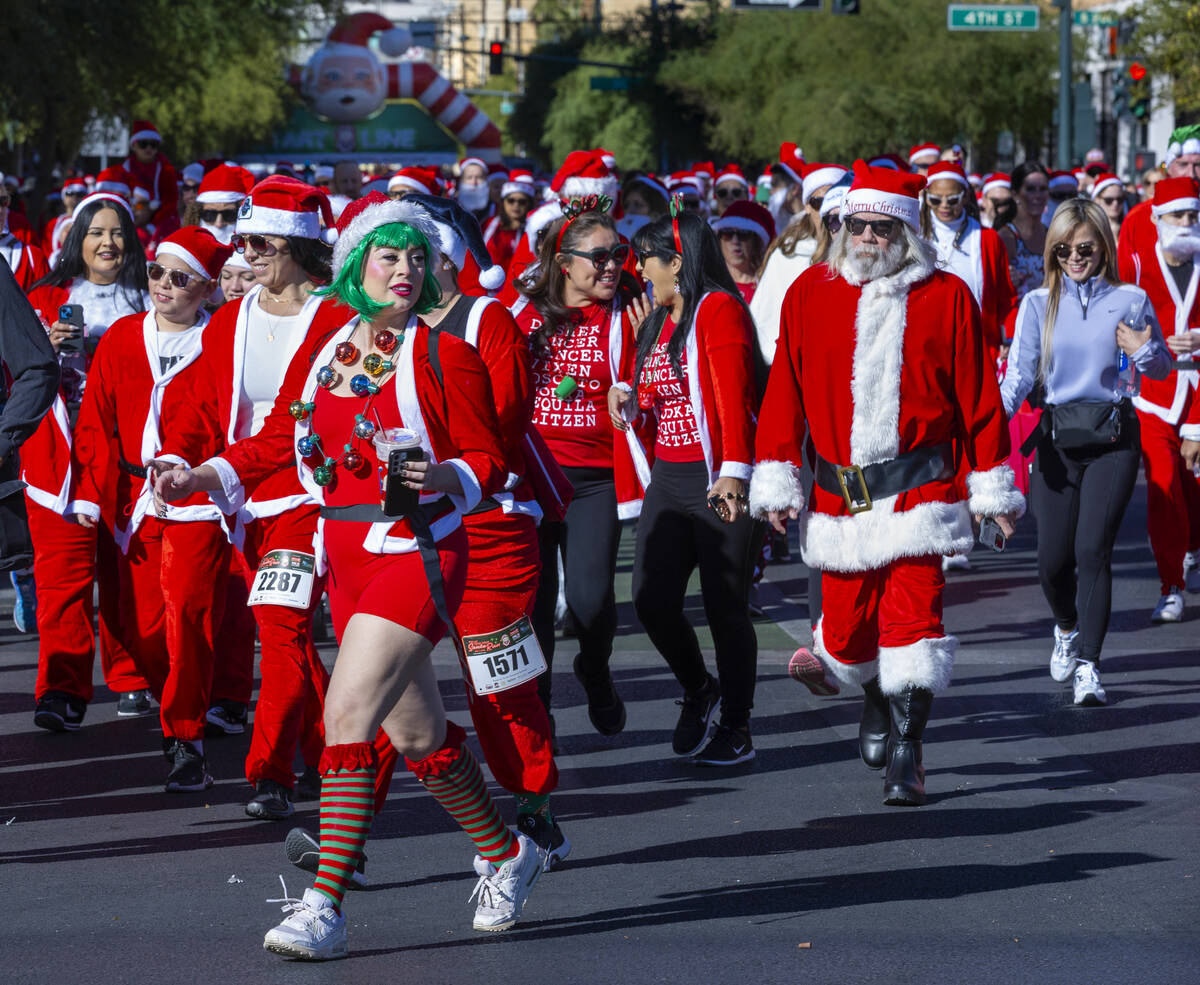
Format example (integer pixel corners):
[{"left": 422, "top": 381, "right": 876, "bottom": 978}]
[{"left": 323, "top": 521, "right": 468, "bottom": 645}]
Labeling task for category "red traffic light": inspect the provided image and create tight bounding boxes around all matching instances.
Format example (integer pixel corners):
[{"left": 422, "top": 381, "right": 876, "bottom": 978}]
[
  {"left": 490, "top": 42, "right": 503, "bottom": 56},
  {"left": 1129, "top": 62, "right": 1147, "bottom": 81}
]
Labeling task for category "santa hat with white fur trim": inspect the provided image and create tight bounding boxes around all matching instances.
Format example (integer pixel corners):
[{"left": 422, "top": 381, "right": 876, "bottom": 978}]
[
  {"left": 774, "top": 142, "right": 805, "bottom": 185},
  {"left": 523, "top": 199, "right": 564, "bottom": 251},
  {"left": 801, "top": 161, "right": 848, "bottom": 205},
  {"left": 72, "top": 192, "right": 134, "bottom": 221},
  {"left": 236, "top": 175, "right": 337, "bottom": 244},
  {"left": 924, "top": 161, "right": 971, "bottom": 189},
  {"left": 388, "top": 167, "right": 442, "bottom": 197},
  {"left": 458, "top": 156, "right": 489, "bottom": 178},
  {"left": 551, "top": 150, "right": 619, "bottom": 201},
  {"left": 843, "top": 159, "right": 927, "bottom": 231},
  {"left": 711, "top": 200, "right": 776, "bottom": 246},
  {"left": 129, "top": 120, "right": 161, "bottom": 146},
  {"left": 1150, "top": 177, "right": 1200, "bottom": 216},
  {"left": 156, "top": 227, "right": 234, "bottom": 280},
  {"left": 181, "top": 162, "right": 205, "bottom": 186},
  {"left": 401, "top": 193, "right": 506, "bottom": 291},
  {"left": 197, "top": 165, "right": 255, "bottom": 205},
  {"left": 1165, "top": 124, "right": 1200, "bottom": 167},
  {"left": 714, "top": 164, "right": 749, "bottom": 189},
  {"left": 96, "top": 166, "right": 132, "bottom": 198},
  {"left": 330, "top": 190, "right": 444, "bottom": 278},
  {"left": 1090, "top": 173, "right": 1124, "bottom": 200},
  {"left": 982, "top": 172, "right": 1011, "bottom": 196},
  {"left": 62, "top": 176, "right": 88, "bottom": 196},
  {"left": 325, "top": 12, "right": 411, "bottom": 58},
  {"left": 908, "top": 143, "right": 940, "bottom": 168},
  {"left": 501, "top": 169, "right": 537, "bottom": 200},
  {"left": 1048, "top": 171, "right": 1078, "bottom": 195},
  {"left": 819, "top": 172, "right": 854, "bottom": 222}
]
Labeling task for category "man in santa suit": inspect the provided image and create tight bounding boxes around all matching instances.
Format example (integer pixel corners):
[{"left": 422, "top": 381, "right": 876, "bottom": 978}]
[
  {"left": 1119, "top": 125, "right": 1200, "bottom": 275},
  {"left": 750, "top": 161, "right": 1024, "bottom": 806},
  {"left": 0, "top": 183, "right": 48, "bottom": 291},
  {"left": 1118, "top": 176, "right": 1200, "bottom": 618},
  {"left": 121, "top": 121, "right": 179, "bottom": 231}
]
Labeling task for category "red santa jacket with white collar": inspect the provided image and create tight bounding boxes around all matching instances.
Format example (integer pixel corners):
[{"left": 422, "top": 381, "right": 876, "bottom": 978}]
[
  {"left": 1, "top": 230, "right": 48, "bottom": 292},
  {"left": 205, "top": 312, "right": 507, "bottom": 572},
  {"left": 749, "top": 250, "right": 1023, "bottom": 573},
  {"left": 624, "top": 290, "right": 757, "bottom": 488},
  {"left": 68, "top": 310, "right": 224, "bottom": 550},
  {"left": 1118, "top": 240, "right": 1199, "bottom": 426}
]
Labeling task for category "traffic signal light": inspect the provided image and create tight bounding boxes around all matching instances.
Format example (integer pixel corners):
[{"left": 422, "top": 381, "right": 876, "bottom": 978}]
[
  {"left": 1112, "top": 69, "right": 1129, "bottom": 118},
  {"left": 832, "top": 0, "right": 861, "bottom": 12},
  {"left": 1129, "top": 62, "right": 1151, "bottom": 120},
  {"left": 489, "top": 41, "right": 504, "bottom": 76}
]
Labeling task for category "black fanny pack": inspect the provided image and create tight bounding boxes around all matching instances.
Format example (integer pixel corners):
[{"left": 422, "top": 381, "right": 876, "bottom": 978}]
[{"left": 1046, "top": 401, "right": 1125, "bottom": 452}]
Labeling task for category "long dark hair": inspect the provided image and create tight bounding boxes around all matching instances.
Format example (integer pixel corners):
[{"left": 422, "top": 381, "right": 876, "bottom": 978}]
[
  {"left": 284, "top": 235, "right": 333, "bottom": 284},
  {"left": 32, "top": 198, "right": 147, "bottom": 296},
  {"left": 1011, "top": 160, "right": 1049, "bottom": 194},
  {"left": 519, "top": 209, "right": 637, "bottom": 355},
  {"left": 630, "top": 211, "right": 751, "bottom": 387}
]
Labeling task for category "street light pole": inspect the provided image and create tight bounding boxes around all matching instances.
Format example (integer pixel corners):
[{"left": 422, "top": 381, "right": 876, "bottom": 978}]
[{"left": 1055, "top": 0, "right": 1072, "bottom": 169}]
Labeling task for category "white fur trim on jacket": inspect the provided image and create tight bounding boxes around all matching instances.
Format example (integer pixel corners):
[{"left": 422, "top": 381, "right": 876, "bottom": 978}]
[
  {"left": 331, "top": 199, "right": 444, "bottom": 278},
  {"left": 966, "top": 464, "right": 1026, "bottom": 518},
  {"left": 878, "top": 635, "right": 957, "bottom": 695},
  {"left": 749, "top": 459, "right": 805, "bottom": 517},
  {"left": 800, "top": 497, "right": 975, "bottom": 573},
  {"left": 813, "top": 617, "right": 878, "bottom": 687}
]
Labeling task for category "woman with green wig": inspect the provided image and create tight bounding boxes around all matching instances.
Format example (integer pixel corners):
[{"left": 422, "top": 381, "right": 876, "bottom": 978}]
[{"left": 153, "top": 191, "right": 548, "bottom": 959}]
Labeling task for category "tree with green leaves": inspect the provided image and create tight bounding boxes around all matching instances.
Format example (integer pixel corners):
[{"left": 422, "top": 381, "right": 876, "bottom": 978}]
[{"left": 1131, "top": 0, "right": 1200, "bottom": 118}]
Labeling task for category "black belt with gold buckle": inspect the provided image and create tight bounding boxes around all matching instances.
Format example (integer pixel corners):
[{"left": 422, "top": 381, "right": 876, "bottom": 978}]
[{"left": 814, "top": 443, "right": 954, "bottom": 514}]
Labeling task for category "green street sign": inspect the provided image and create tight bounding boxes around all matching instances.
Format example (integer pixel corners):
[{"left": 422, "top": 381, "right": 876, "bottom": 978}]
[
  {"left": 1074, "top": 10, "right": 1119, "bottom": 27},
  {"left": 590, "top": 76, "right": 633, "bottom": 91},
  {"left": 947, "top": 4, "right": 1039, "bottom": 31}
]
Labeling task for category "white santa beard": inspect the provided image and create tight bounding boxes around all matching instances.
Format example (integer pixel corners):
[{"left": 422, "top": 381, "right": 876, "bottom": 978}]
[
  {"left": 202, "top": 221, "right": 234, "bottom": 246},
  {"left": 1159, "top": 223, "right": 1200, "bottom": 261},
  {"left": 845, "top": 240, "right": 906, "bottom": 281},
  {"left": 458, "top": 185, "right": 490, "bottom": 211}
]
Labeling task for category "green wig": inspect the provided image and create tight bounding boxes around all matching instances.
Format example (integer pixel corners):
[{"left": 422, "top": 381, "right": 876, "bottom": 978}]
[{"left": 317, "top": 222, "right": 442, "bottom": 320}]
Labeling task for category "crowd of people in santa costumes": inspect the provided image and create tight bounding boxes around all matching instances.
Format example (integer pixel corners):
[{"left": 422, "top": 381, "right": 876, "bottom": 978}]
[{"left": 8, "top": 98, "right": 1200, "bottom": 961}]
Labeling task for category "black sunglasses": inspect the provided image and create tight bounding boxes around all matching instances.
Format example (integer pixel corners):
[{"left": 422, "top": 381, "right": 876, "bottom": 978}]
[
  {"left": 846, "top": 217, "right": 899, "bottom": 238},
  {"left": 1052, "top": 241, "right": 1097, "bottom": 261},
  {"left": 200, "top": 208, "right": 239, "bottom": 224},
  {"left": 822, "top": 214, "right": 842, "bottom": 234},
  {"left": 1097, "top": 196, "right": 1125, "bottom": 207},
  {"left": 147, "top": 262, "right": 203, "bottom": 288},
  {"left": 563, "top": 243, "right": 630, "bottom": 270},
  {"left": 808, "top": 195, "right": 824, "bottom": 212},
  {"left": 926, "top": 193, "right": 964, "bottom": 208},
  {"left": 715, "top": 186, "right": 747, "bottom": 200},
  {"left": 134, "top": 140, "right": 160, "bottom": 150},
  {"left": 232, "top": 233, "right": 279, "bottom": 256}
]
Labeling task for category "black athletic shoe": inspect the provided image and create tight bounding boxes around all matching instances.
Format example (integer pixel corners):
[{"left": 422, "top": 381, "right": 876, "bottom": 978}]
[
  {"left": 205, "top": 700, "right": 247, "bottom": 736},
  {"left": 284, "top": 827, "right": 368, "bottom": 889},
  {"left": 692, "top": 724, "right": 756, "bottom": 766},
  {"left": 246, "top": 779, "right": 295, "bottom": 821},
  {"left": 33, "top": 692, "right": 86, "bottom": 732},
  {"left": 516, "top": 811, "right": 571, "bottom": 871},
  {"left": 164, "top": 741, "right": 213, "bottom": 793},
  {"left": 572, "top": 653, "right": 626, "bottom": 735},
  {"left": 294, "top": 766, "right": 321, "bottom": 801},
  {"left": 672, "top": 675, "right": 721, "bottom": 756},
  {"left": 116, "top": 689, "right": 153, "bottom": 718}
]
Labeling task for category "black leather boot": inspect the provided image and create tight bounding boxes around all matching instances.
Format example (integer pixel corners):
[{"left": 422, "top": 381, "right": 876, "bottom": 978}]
[
  {"left": 883, "top": 686, "right": 933, "bottom": 806},
  {"left": 858, "top": 677, "right": 890, "bottom": 770}
]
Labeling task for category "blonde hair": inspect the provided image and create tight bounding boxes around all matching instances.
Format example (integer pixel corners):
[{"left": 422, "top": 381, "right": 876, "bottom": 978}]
[{"left": 1039, "top": 199, "right": 1120, "bottom": 381}]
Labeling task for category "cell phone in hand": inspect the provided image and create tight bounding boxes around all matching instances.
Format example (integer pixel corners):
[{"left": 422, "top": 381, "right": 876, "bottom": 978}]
[
  {"left": 57, "top": 304, "right": 84, "bottom": 353},
  {"left": 382, "top": 446, "right": 425, "bottom": 517},
  {"left": 978, "top": 518, "right": 1007, "bottom": 553},
  {"left": 707, "top": 492, "right": 731, "bottom": 523}
]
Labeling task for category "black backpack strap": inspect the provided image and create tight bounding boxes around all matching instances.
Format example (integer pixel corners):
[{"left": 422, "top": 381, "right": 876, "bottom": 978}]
[{"left": 427, "top": 325, "right": 443, "bottom": 386}]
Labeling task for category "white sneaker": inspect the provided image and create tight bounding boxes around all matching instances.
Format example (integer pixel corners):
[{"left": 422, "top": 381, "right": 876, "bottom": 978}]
[
  {"left": 263, "top": 881, "right": 348, "bottom": 960},
  {"left": 1185, "top": 552, "right": 1200, "bottom": 594},
  {"left": 1151, "top": 592, "right": 1184, "bottom": 623},
  {"left": 1073, "top": 661, "right": 1108, "bottom": 706},
  {"left": 1049, "top": 625, "right": 1080, "bottom": 683},
  {"left": 469, "top": 833, "right": 545, "bottom": 932},
  {"left": 942, "top": 553, "right": 971, "bottom": 572}
]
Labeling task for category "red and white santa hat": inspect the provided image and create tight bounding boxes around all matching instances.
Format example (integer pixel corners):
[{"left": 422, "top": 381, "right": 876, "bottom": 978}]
[
  {"left": 501, "top": 169, "right": 536, "bottom": 200},
  {"left": 967, "top": 172, "right": 983, "bottom": 189},
  {"left": 843, "top": 159, "right": 927, "bottom": 230},
  {"left": 131, "top": 185, "right": 152, "bottom": 204},
  {"left": 129, "top": 120, "right": 161, "bottom": 146},
  {"left": 488, "top": 162, "right": 509, "bottom": 184},
  {"left": 711, "top": 200, "right": 776, "bottom": 246},
  {"left": 1048, "top": 170, "right": 1078, "bottom": 194},
  {"left": 867, "top": 153, "right": 909, "bottom": 172},
  {"left": 1090, "top": 173, "right": 1124, "bottom": 200},
  {"left": 197, "top": 165, "right": 256, "bottom": 205},
  {"left": 775, "top": 142, "right": 805, "bottom": 185},
  {"left": 236, "top": 175, "right": 337, "bottom": 243},
  {"left": 62, "top": 176, "right": 88, "bottom": 196},
  {"left": 458, "top": 156, "right": 489, "bottom": 178},
  {"left": 324, "top": 12, "right": 411, "bottom": 57},
  {"left": 181, "top": 162, "right": 205, "bottom": 187},
  {"left": 982, "top": 172, "right": 1011, "bottom": 195},
  {"left": 71, "top": 192, "right": 134, "bottom": 222},
  {"left": 666, "top": 171, "right": 704, "bottom": 197},
  {"left": 551, "top": 150, "right": 619, "bottom": 201},
  {"left": 801, "top": 161, "right": 848, "bottom": 205},
  {"left": 156, "top": 227, "right": 234, "bottom": 281},
  {"left": 388, "top": 166, "right": 442, "bottom": 197},
  {"left": 714, "top": 164, "right": 749, "bottom": 189},
  {"left": 330, "top": 190, "right": 443, "bottom": 278},
  {"left": 908, "top": 143, "right": 940, "bottom": 168},
  {"left": 1151, "top": 177, "right": 1200, "bottom": 217},
  {"left": 95, "top": 166, "right": 132, "bottom": 198},
  {"left": 924, "top": 161, "right": 971, "bottom": 190}
]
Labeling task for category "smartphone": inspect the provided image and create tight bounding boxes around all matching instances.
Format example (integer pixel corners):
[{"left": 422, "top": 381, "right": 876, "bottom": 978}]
[
  {"left": 978, "top": 518, "right": 1007, "bottom": 553},
  {"left": 58, "top": 304, "right": 85, "bottom": 354},
  {"left": 707, "top": 492, "right": 731, "bottom": 523},
  {"left": 383, "top": 446, "right": 426, "bottom": 517}
]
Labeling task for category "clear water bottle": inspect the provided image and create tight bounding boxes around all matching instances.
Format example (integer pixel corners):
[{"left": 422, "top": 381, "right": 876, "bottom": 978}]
[{"left": 1116, "top": 298, "right": 1144, "bottom": 397}]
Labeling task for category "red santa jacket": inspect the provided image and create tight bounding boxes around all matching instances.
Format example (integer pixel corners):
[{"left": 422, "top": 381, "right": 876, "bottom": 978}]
[
  {"left": 1, "top": 234, "right": 48, "bottom": 292},
  {"left": 1119, "top": 239, "right": 1198, "bottom": 426},
  {"left": 978, "top": 226, "right": 1016, "bottom": 351},
  {"left": 1117, "top": 200, "right": 1156, "bottom": 278},
  {"left": 208, "top": 312, "right": 507, "bottom": 569},
  {"left": 624, "top": 290, "right": 757, "bottom": 488},
  {"left": 69, "top": 310, "right": 224, "bottom": 550},
  {"left": 749, "top": 251, "right": 1023, "bottom": 573},
  {"left": 122, "top": 153, "right": 179, "bottom": 225}
]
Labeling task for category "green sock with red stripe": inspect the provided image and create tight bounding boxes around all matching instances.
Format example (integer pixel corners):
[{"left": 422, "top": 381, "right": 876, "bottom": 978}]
[
  {"left": 420, "top": 744, "right": 518, "bottom": 863},
  {"left": 312, "top": 745, "right": 376, "bottom": 911}
]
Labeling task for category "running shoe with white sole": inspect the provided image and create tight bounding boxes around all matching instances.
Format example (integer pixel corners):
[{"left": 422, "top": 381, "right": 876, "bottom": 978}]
[
  {"left": 1049, "top": 625, "right": 1080, "bottom": 683},
  {"left": 1073, "top": 661, "right": 1108, "bottom": 706},
  {"left": 33, "top": 692, "right": 86, "bottom": 732},
  {"left": 1151, "top": 592, "right": 1184, "bottom": 624},
  {"left": 10, "top": 570, "right": 36, "bottom": 634},
  {"left": 788, "top": 646, "right": 839, "bottom": 695},
  {"left": 469, "top": 833, "right": 545, "bottom": 932},
  {"left": 692, "top": 724, "right": 756, "bottom": 766},
  {"left": 284, "top": 828, "right": 367, "bottom": 889},
  {"left": 263, "top": 880, "right": 347, "bottom": 961},
  {"left": 116, "top": 689, "right": 153, "bottom": 718},
  {"left": 672, "top": 675, "right": 721, "bottom": 756},
  {"left": 516, "top": 811, "right": 571, "bottom": 871}
]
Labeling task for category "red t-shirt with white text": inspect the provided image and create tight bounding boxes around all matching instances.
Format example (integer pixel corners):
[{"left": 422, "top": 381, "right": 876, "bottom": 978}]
[{"left": 640, "top": 317, "right": 703, "bottom": 463}]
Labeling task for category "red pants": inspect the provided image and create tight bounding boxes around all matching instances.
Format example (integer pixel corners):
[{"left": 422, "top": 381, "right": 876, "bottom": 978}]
[
  {"left": 29, "top": 498, "right": 144, "bottom": 704},
  {"left": 118, "top": 518, "right": 230, "bottom": 742},
  {"left": 211, "top": 553, "right": 257, "bottom": 706},
  {"left": 1137, "top": 411, "right": 1200, "bottom": 594},
  {"left": 240, "top": 508, "right": 330, "bottom": 789},
  {"left": 373, "top": 513, "right": 557, "bottom": 814},
  {"left": 817, "top": 555, "right": 956, "bottom": 696}
]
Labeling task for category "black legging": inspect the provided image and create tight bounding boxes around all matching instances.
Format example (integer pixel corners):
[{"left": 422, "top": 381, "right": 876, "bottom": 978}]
[
  {"left": 1030, "top": 411, "right": 1141, "bottom": 665},
  {"left": 632, "top": 459, "right": 762, "bottom": 728},
  {"left": 532, "top": 466, "right": 622, "bottom": 709}
]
